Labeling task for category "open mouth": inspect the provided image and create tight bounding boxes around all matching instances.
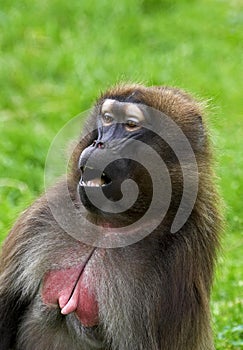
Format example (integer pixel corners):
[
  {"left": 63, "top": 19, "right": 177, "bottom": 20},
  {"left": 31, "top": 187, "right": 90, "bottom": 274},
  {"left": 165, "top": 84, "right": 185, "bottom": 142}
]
[{"left": 80, "top": 166, "right": 112, "bottom": 187}]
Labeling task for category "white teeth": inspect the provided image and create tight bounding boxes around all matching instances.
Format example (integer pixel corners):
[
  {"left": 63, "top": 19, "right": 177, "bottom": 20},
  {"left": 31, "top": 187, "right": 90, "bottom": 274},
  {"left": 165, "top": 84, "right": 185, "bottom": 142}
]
[{"left": 82, "top": 178, "right": 105, "bottom": 187}]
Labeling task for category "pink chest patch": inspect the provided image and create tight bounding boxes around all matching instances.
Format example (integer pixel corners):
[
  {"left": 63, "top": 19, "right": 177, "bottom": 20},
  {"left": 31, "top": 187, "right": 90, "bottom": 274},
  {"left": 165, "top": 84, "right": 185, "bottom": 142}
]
[{"left": 41, "top": 265, "right": 99, "bottom": 327}]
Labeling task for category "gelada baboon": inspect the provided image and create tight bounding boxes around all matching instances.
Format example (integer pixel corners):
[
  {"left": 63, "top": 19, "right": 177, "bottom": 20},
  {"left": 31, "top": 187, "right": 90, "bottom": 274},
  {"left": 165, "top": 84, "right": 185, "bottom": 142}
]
[{"left": 0, "top": 84, "right": 222, "bottom": 350}]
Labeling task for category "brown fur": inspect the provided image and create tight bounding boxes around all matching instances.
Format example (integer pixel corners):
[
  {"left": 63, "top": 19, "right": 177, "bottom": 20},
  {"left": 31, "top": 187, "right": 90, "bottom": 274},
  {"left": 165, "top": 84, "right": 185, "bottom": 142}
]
[{"left": 0, "top": 84, "right": 222, "bottom": 350}]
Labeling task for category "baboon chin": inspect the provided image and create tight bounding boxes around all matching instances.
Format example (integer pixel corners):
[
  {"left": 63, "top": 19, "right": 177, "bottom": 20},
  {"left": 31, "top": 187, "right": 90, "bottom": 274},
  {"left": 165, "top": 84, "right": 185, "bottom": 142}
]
[{"left": 0, "top": 84, "right": 222, "bottom": 350}]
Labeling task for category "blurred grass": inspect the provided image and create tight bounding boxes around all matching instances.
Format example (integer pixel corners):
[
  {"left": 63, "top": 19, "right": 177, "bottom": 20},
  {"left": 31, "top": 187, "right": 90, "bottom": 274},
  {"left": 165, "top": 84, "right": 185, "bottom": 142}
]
[{"left": 0, "top": 0, "right": 242, "bottom": 348}]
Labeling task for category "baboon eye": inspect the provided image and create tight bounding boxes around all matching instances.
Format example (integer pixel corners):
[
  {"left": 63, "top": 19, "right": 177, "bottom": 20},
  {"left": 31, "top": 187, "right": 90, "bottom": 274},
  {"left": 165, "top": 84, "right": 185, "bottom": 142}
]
[
  {"left": 125, "top": 118, "right": 141, "bottom": 131},
  {"left": 102, "top": 113, "right": 114, "bottom": 125}
]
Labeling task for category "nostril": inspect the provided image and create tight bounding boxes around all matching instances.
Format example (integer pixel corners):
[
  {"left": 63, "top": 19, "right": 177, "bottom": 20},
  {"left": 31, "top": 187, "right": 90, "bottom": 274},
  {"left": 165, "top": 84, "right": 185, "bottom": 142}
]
[
  {"left": 97, "top": 141, "right": 105, "bottom": 149},
  {"left": 91, "top": 140, "right": 104, "bottom": 148}
]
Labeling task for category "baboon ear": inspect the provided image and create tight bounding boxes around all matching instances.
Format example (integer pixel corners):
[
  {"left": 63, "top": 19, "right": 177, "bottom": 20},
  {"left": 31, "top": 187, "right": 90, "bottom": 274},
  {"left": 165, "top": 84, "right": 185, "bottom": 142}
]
[{"left": 0, "top": 293, "right": 28, "bottom": 349}]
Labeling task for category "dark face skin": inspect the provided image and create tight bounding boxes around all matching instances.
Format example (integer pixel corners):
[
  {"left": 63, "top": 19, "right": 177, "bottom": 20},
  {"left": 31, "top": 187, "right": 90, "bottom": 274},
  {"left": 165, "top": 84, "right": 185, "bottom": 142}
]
[{"left": 78, "top": 99, "right": 154, "bottom": 225}]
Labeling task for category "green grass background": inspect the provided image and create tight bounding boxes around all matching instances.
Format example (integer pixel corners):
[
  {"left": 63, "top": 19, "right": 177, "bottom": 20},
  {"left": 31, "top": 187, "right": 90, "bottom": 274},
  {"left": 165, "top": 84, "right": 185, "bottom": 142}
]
[{"left": 0, "top": 0, "right": 242, "bottom": 348}]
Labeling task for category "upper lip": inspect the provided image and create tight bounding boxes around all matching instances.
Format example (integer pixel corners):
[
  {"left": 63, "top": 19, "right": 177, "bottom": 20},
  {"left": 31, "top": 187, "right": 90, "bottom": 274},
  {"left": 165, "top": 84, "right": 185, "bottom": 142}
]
[{"left": 80, "top": 166, "right": 112, "bottom": 187}]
